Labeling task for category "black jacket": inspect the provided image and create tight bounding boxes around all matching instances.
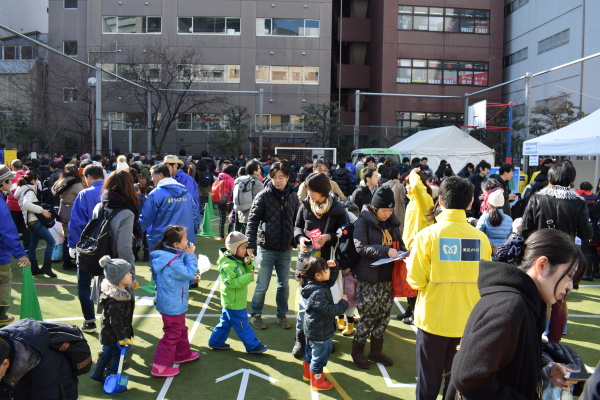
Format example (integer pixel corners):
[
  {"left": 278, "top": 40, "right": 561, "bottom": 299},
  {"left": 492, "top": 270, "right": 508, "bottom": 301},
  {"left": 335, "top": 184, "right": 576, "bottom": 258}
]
[
  {"left": 99, "top": 280, "right": 134, "bottom": 347},
  {"left": 246, "top": 183, "right": 299, "bottom": 252},
  {"left": 352, "top": 206, "right": 403, "bottom": 283},
  {"left": 351, "top": 185, "right": 375, "bottom": 212},
  {"left": 468, "top": 173, "right": 487, "bottom": 218},
  {"left": 301, "top": 267, "right": 348, "bottom": 341},
  {"left": 446, "top": 260, "right": 546, "bottom": 400},
  {"left": 0, "top": 319, "right": 78, "bottom": 400},
  {"left": 294, "top": 196, "right": 347, "bottom": 273},
  {"left": 520, "top": 185, "right": 592, "bottom": 242},
  {"left": 331, "top": 168, "right": 354, "bottom": 197}
]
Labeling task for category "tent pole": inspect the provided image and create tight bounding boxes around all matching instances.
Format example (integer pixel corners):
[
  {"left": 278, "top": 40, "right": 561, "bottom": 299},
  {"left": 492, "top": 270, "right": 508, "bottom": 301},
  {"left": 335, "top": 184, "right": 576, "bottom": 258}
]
[{"left": 596, "top": 156, "right": 599, "bottom": 192}]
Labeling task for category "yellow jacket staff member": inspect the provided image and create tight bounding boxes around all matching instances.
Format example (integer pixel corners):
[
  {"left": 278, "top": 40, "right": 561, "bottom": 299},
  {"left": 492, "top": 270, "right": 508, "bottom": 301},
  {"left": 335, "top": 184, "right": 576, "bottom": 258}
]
[{"left": 402, "top": 168, "right": 434, "bottom": 250}]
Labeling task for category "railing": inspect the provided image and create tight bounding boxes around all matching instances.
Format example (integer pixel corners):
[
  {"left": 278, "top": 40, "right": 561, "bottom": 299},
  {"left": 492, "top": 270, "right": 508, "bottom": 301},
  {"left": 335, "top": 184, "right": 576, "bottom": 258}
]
[{"left": 175, "top": 121, "right": 309, "bottom": 132}]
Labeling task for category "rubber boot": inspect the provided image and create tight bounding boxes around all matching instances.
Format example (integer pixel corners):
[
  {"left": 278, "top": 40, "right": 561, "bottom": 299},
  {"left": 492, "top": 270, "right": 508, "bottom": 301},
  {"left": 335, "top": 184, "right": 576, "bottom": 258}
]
[
  {"left": 0, "top": 306, "right": 14, "bottom": 326},
  {"left": 90, "top": 357, "right": 110, "bottom": 383},
  {"left": 40, "top": 259, "right": 57, "bottom": 278},
  {"left": 62, "top": 241, "right": 76, "bottom": 270},
  {"left": 351, "top": 340, "right": 371, "bottom": 369},
  {"left": 30, "top": 260, "right": 43, "bottom": 276},
  {"left": 368, "top": 336, "right": 393, "bottom": 366},
  {"left": 336, "top": 317, "right": 345, "bottom": 331},
  {"left": 292, "top": 330, "right": 305, "bottom": 358},
  {"left": 342, "top": 322, "right": 355, "bottom": 336},
  {"left": 303, "top": 360, "right": 311, "bottom": 382},
  {"left": 310, "top": 372, "right": 333, "bottom": 391}
]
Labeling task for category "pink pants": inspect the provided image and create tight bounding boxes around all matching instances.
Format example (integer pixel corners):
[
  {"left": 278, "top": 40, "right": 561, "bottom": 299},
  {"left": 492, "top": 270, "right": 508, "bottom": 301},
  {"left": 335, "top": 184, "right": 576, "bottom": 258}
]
[{"left": 153, "top": 313, "right": 193, "bottom": 366}]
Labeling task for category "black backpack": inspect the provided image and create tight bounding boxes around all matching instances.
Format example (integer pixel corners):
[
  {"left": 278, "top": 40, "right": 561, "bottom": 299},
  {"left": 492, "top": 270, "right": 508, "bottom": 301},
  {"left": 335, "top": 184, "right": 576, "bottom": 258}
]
[
  {"left": 199, "top": 170, "right": 213, "bottom": 187},
  {"left": 76, "top": 206, "right": 123, "bottom": 276},
  {"left": 43, "top": 321, "right": 92, "bottom": 376},
  {"left": 335, "top": 222, "right": 361, "bottom": 270}
]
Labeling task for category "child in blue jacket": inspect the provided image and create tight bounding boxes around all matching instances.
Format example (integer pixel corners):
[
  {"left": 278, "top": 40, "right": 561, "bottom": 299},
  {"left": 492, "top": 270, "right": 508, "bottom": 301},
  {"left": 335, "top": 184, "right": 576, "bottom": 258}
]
[{"left": 150, "top": 225, "right": 200, "bottom": 378}]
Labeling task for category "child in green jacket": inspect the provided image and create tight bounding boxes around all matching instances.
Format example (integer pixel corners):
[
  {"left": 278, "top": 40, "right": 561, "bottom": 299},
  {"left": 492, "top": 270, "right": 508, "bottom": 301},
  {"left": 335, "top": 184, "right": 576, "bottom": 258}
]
[{"left": 208, "top": 232, "right": 267, "bottom": 353}]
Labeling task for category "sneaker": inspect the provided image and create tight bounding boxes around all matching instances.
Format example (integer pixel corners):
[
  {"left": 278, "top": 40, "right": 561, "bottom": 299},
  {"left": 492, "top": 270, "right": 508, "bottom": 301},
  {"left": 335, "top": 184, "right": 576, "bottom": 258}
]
[
  {"left": 277, "top": 317, "right": 291, "bottom": 329},
  {"left": 81, "top": 321, "right": 97, "bottom": 333},
  {"left": 402, "top": 316, "right": 413, "bottom": 325},
  {"left": 151, "top": 364, "right": 180, "bottom": 378},
  {"left": 209, "top": 343, "right": 231, "bottom": 350},
  {"left": 248, "top": 343, "right": 268, "bottom": 354},
  {"left": 175, "top": 352, "right": 200, "bottom": 364},
  {"left": 250, "top": 314, "right": 267, "bottom": 330}
]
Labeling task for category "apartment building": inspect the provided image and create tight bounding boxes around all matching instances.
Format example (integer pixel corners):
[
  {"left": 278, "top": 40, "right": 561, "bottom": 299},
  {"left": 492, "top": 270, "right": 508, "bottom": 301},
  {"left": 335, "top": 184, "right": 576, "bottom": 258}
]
[
  {"left": 47, "top": 0, "right": 333, "bottom": 155},
  {"left": 333, "top": 0, "right": 504, "bottom": 147}
]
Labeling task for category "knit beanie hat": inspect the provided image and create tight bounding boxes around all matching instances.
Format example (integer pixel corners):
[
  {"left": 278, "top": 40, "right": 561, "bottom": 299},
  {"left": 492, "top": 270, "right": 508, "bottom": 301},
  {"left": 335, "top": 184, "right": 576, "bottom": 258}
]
[
  {"left": 226, "top": 231, "right": 248, "bottom": 255},
  {"left": 99, "top": 255, "right": 132, "bottom": 286},
  {"left": 371, "top": 185, "right": 395, "bottom": 209},
  {"left": 487, "top": 189, "right": 505, "bottom": 208},
  {"left": 0, "top": 165, "right": 15, "bottom": 182}
]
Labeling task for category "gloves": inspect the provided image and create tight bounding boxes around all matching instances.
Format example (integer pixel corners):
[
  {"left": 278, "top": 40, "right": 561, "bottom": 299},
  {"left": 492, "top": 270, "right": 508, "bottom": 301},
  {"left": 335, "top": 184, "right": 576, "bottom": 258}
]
[
  {"left": 118, "top": 338, "right": 133, "bottom": 346},
  {"left": 69, "top": 247, "right": 76, "bottom": 259}
]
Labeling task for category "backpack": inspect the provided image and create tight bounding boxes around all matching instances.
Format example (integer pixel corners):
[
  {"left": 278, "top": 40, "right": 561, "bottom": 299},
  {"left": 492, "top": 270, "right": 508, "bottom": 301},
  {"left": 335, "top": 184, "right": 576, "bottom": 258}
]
[
  {"left": 334, "top": 222, "right": 361, "bottom": 270},
  {"left": 43, "top": 321, "right": 92, "bottom": 376},
  {"left": 211, "top": 177, "right": 229, "bottom": 204},
  {"left": 76, "top": 206, "right": 124, "bottom": 276},
  {"left": 233, "top": 177, "right": 255, "bottom": 212},
  {"left": 199, "top": 170, "right": 213, "bottom": 187}
]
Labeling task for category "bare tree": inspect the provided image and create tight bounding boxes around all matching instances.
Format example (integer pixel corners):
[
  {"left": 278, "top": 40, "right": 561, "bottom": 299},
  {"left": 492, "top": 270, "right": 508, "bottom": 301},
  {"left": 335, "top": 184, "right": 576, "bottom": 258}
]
[
  {"left": 302, "top": 101, "right": 343, "bottom": 147},
  {"left": 209, "top": 106, "right": 251, "bottom": 155},
  {"left": 108, "top": 42, "right": 227, "bottom": 153}
]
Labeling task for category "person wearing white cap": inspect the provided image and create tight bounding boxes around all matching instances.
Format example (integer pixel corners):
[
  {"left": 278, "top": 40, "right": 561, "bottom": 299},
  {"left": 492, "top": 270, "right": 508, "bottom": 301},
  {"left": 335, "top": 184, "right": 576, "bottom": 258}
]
[
  {"left": 476, "top": 188, "right": 514, "bottom": 248},
  {"left": 0, "top": 166, "right": 30, "bottom": 325},
  {"left": 163, "top": 155, "right": 199, "bottom": 216}
]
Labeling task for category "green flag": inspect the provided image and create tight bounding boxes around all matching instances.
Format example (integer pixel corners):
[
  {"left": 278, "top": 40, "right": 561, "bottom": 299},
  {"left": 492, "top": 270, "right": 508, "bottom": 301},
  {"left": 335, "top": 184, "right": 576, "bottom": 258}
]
[{"left": 20, "top": 266, "right": 43, "bottom": 321}]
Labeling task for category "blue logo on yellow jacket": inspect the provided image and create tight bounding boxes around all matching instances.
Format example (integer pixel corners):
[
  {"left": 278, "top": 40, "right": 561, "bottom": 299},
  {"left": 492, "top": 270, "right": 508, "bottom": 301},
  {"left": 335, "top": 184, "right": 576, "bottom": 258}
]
[{"left": 439, "top": 238, "right": 481, "bottom": 262}]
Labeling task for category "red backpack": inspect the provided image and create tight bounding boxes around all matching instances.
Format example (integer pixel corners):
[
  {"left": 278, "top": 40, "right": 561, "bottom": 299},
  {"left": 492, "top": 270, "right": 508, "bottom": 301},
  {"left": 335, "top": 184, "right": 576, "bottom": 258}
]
[{"left": 211, "top": 177, "right": 229, "bottom": 204}]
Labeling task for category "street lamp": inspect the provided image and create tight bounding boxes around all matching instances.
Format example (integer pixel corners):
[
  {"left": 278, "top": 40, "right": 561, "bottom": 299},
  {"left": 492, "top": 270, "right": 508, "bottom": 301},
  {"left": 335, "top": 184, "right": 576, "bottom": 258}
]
[{"left": 87, "top": 77, "right": 96, "bottom": 154}]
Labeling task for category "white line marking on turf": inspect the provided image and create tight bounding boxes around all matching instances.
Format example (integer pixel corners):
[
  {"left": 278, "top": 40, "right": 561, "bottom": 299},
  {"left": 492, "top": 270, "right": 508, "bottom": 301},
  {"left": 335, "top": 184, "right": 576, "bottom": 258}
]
[
  {"left": 312, "top": 388, "right": 320, "bottom": 399},
  {"left": 569, "top": 314, "right": 600, "bottom": 318},
  {"left": 377, "top": 363, "right": 417, "bottom": 388},
  {"left": 394, "top": 298, "right": 418, "bottom": 334},
  {"left": 216, "top": 369, "right": 277, "bottom": 400},
  {"left": 156, "top": 277, "right": 221, "bottom": 400}
]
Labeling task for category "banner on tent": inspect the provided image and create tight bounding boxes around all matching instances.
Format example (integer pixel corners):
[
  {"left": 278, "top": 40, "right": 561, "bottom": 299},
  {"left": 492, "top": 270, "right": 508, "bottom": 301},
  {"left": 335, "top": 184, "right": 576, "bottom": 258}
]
[{"left": 523, "top": 142, "right": 539, "bottom": 156}]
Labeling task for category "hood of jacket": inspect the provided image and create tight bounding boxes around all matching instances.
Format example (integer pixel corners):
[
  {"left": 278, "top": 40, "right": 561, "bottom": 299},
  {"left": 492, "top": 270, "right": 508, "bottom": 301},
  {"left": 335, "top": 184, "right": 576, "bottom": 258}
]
[
  {"left": 13, "top": 184, "right": 36, "bottom": 200},
  {"left": 156, "top": 177, "right": 189, "bottom": 197},
  {"left": 150, "top": 247, "right": 184, "bottom": 274},
  {"left": 0, "top": 319, "right": 48, "bottom": 388},
  {"left": 218, "top": 172, "right": 233, "bottom": 181},
  {"left": 300, "top": 279, "right": 329, "bottom": 300},
  {"left": 537, "top": 185, "right": 582, "bottom": 201},
  {"left": 478, "top": 260, "right": 543, "bottom": 319},
  {"left": 51, "top": 176, "right": 81, "bottom": 196},
  {"left": 333, "top": 168, "right": 349, "bottom": 179},
  {"left": 100, "top": 279, "right": 132, "bottom": 301}
]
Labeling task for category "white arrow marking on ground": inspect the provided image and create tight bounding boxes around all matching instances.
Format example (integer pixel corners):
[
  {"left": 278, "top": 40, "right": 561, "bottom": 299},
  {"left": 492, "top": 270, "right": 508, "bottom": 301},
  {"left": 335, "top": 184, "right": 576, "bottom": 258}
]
[
  {"left": 215, "top": 368, "right": 278, "bottom": 400},
  {"left": 377, "top": 363, "right": 417, "bottom": 388}
]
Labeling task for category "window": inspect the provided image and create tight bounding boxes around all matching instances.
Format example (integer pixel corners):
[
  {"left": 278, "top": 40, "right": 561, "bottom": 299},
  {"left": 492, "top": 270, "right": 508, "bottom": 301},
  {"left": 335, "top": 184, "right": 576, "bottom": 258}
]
[
  {"left": 63, "top": 87, "right": 78, "bottom": 103},
  {"left": 102, "top": 112, "right": 150, "bottom": 130},
  {"left": 176, "top": 113, "right": 224, "bottom": 130},
  {"left": 176, "top": 64, "right": 240, "bottom": 82},
  {"left": 256, "top": 19, "right": 320, "bottom": 37},
  {"left": 2, "top": 46, "right": 16, "bottom": 60},
  {"left": 100, "top": 63, "right": 162, "bottom": 82},
  {"left": 102, "top": 16, "right": 162, "bottom": 33},
  {"left": 397, "top": 59, "right": 488, "bottom": 86},
  {"left": 20, "top": 46, "right": 34, "bottom": 59},
  {"left": 503, "top": 47, "right": 528, "bottom": 67},
  {"left": 177, "top": 17, "right": 240, "bottom": 34},
  {"left": 396, "top": 111, "right": 464, "bottom": 136},
  {"left": 398, "top": 6, "right": 490, "bottom": 34},
  {"left": 255, "top": 66, "right": 319, "bottom": 84},
  {"left": 538, "top": 29, "right": 570, "bottom": 54},
  {"left": 505, "top": 0, "right": 528, "bottom": 16},
  {"left": 64, "top": 0, "right": 77, "bottom": 8},
  {"left": 63, "top": 41, "right": 77, "bottom": 56}
]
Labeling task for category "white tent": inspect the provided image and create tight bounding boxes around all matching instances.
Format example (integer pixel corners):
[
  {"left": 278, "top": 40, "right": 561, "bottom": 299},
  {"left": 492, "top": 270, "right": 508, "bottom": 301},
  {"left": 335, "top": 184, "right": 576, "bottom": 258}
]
[
  {"left": 523, "top": 108, "right": 600, "bottom": 185},
  {"left": 390, "top": 126, "right": 495, "bottom": 174}
]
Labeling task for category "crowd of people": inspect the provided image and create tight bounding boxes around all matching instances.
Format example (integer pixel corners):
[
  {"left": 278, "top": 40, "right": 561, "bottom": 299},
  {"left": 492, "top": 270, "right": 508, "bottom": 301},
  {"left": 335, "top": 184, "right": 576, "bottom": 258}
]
[{"left": 0, "top": 149, "right": 599, "bottom": 398}]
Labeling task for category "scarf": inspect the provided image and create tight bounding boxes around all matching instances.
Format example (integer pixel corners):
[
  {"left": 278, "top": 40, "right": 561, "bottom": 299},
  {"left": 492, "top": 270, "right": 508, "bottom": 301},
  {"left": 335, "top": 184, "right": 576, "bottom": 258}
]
[
  {"left": 269, "top": 181, "right": 291, "bottom": 198},
  {"left": 310, "top": 197, "right": 331, "bottom": 219},
  {"left": 104, "top": 191, "right": 143, "bottom": 243},
  {"left": 374, "top": 210, "right": 393, "bottom": 245}
]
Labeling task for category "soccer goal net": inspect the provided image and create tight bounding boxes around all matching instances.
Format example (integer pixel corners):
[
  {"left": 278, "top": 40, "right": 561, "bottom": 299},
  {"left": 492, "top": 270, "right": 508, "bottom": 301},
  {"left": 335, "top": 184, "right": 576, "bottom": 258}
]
[{"left": 274, "top": 147, "right": 337, "bottom": 165}]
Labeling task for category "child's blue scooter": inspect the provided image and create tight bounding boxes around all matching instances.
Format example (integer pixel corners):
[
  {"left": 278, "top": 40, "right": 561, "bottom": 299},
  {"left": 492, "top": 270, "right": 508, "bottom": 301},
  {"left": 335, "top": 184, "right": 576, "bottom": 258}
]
[{"left": 104, "top": 342, "right": 131, "bottom": 394}]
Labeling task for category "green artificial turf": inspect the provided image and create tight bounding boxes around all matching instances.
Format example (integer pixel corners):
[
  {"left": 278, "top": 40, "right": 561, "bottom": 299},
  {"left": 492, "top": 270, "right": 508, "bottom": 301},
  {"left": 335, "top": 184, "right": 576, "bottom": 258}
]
[{"left": 8, "top": 216, "right": 600, "bottom": 400}]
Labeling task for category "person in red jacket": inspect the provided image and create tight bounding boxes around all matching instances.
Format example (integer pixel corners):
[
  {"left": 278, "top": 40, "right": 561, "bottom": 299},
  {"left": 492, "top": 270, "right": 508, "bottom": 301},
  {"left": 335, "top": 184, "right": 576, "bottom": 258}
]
[{"left": 6, "top": 160, "right": 29, "bottom": 247}]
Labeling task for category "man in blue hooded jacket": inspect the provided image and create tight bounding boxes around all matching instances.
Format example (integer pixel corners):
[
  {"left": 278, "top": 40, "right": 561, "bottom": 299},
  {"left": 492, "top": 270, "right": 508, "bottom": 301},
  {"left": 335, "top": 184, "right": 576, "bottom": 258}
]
[
  {"left": 163, "top": 154, "right": 199, "bottom": 216},
  {"left": 141, "top": 163, "right": 199, "bottom": 253}
]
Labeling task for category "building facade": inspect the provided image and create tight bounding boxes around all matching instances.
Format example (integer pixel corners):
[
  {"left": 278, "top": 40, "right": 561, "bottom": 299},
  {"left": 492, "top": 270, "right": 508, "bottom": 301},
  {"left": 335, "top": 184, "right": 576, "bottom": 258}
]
[
  {"left": 47, "top": 0, "right": 333, "bottom": 156},
  {"left": 503, "top": 0, "right": 600, "bottom": 132},
  {"left": 334, "top": 0, "right": 504, "bottom": 147}
]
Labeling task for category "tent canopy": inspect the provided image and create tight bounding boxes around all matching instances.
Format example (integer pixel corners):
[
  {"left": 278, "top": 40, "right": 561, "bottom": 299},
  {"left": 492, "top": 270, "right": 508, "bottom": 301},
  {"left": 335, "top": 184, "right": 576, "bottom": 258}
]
[
  {"left": 523, "top": 108, "right": 600, "bottom": 156},
  {"left": 390, "top": 126, "right": 495, "bottom": 173}
]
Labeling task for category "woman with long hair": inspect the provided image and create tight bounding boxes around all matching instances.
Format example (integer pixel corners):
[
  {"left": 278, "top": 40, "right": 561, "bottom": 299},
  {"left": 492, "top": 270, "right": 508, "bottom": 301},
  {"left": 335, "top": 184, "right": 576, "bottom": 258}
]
[
  {"left": 14, "top": 171, "right": 56, "bottom": 277},
  {"left": 446, "top": 229, "right": 584, "bottom": 399},
  {"left": 51, "top": 164, "right": 84, "bottom": 270}
]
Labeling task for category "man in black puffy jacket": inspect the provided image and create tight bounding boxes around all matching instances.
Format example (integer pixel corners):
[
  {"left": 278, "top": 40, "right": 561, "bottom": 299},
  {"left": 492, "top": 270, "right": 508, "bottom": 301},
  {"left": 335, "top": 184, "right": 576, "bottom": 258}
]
[
  {"left": 331, "top": 162, "right": 354, "bottom": 197},
  {"left": 246, "top": 162, "right": 300, "bottom": 330}
]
